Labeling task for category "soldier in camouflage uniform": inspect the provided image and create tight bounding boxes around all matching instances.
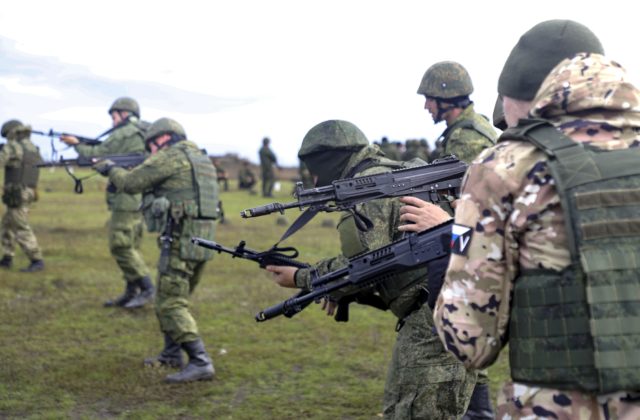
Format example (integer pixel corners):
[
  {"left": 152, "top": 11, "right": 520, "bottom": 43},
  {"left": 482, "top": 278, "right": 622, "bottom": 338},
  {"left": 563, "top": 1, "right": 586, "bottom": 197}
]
[
  {"left": 266, "top": 119, "right": 476, "bottom": 419},
  {"left": 259, "top": 136, "right": 278, "bottom": 197},
  {"left": 0, "top": 120, "right": 44, "bottom": 272},
  {"left": 95, "top": 118, "right": 219, "bottom": 383},
  {"left": 417, "top": 61, "right": 497, "bottom": 164},
  {"left": 432, "top": 20, "right": 640, "bottom": 419},
  {"left": 237, "top": 160, "right": 257, "bottom": 192},
  {"left": 61, "top": 97, "right": 153, "bottom": 308}
]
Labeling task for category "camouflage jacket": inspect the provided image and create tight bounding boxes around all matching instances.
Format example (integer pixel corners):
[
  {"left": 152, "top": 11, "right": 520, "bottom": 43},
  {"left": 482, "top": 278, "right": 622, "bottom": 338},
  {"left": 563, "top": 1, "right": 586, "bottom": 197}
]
[
  {"left": 75, "top": 118, "right": 146, "bottom": 212},
  {"left": 259, "top": 145, "right": 277, "bottom": 171},
  {"left": 0, "top": 135, "right": 40, "bottom": 188},
  {"left": 433, "top": 54, "right": 640, "bottom": 411},
  {"left": 439, "top": 104, "right": 497, "bottom": 163},
  {"left": 294, "top": 145, "right": 427, "bottom": 318}
]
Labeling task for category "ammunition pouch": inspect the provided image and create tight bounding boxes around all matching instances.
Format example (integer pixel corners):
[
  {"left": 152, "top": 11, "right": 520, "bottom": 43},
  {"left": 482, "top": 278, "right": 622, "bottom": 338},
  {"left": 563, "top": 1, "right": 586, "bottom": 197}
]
[
  {"left": 179, "top": 218, "right": 216, "bottom": 261},
  {"left": 2, "top": 184, "right": 24, "bottom": 208},
  {"left": 142, "top": 194, "right": 170, "bottom": 232}
]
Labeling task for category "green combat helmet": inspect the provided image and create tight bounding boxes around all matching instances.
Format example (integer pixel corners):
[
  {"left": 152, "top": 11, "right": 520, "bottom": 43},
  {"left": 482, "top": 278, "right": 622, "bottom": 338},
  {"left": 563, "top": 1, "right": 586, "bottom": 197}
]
[
  {"left": 298, "top": 120, "right": 368, "bottom": 158},
  {"left": 298, "top": 120, "right": 369, "bottom": 187},
  {"left": 109, "top": 97, "right": 140, "bottom": 118},
  {"left": 145, "top": 117, "right": 187, "bottom": 142},
  {"left": 417, "top": 61, "right": 474, "bottom": 99},
  {"left": 498, "top": 19, "right": 604, "bottom": 101},
  {"left": 1, "top": 119, "right": 23, "bottom": 138}
]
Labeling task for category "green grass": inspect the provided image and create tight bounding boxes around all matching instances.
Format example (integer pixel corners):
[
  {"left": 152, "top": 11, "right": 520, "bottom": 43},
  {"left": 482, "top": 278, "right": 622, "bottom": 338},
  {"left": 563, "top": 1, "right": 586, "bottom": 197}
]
[{"left": 0, "top": 168, "right": 510, "bottom": 419}]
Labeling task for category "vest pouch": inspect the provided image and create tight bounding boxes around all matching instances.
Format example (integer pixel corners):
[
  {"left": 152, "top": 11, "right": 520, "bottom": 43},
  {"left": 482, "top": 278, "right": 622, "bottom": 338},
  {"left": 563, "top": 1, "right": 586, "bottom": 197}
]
[
  {"left": 2, "top": 184, "right": 24, "bottom": 208},
  {"left": 142, "top": 195, "right": 170, "bottom": 233},
  {"left": 179, "top": 218, "right": 216, "bottom": 261}
]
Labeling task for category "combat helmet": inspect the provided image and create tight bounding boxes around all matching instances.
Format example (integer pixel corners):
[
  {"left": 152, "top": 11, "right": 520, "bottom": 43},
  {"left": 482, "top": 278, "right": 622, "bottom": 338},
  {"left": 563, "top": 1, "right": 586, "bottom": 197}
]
[
  {"left": 109, "top": 97, "right": 140, "bottom": 118},
  {"left": 498, "top": 19, "right": 604, "bottom": 100},
  {"left": 417, "top": 61, "right": 474, "bottom": 99},
  {"left": 145, "top": 117, "right": 186, "bottom": 142},
  {"left": 1, "top": 119, "right": 23, "bottom": 138},
  {"left": 298, "top": 120, "right": 368, "bottom": 158}
]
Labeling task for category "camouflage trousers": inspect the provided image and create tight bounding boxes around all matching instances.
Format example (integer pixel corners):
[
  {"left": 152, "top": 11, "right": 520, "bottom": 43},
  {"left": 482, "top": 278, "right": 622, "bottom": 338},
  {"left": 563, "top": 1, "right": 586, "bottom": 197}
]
[
  {"left": 109, "top": 210, "right": 149, "bottom": 283},
  {"left": 383, "top": 304, "right": 477, "bottom": 420},
  {"left": 155, "top": 244, "right": 207, "bottom": 344},
  {"left": 261, "top": 169, "right": 275, "bottom": 197},
  {"left": 497, "top": 382, "right": 640, "bottom": 419},
  {"left": 1, "top": 189, "right": 42, "bottom": 260}
]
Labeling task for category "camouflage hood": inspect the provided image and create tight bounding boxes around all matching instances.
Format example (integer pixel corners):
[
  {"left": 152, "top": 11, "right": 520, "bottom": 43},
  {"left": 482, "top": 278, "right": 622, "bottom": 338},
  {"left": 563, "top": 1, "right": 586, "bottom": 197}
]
[{"left": 530, "top": 53, "right": 640, "bottom": 147}]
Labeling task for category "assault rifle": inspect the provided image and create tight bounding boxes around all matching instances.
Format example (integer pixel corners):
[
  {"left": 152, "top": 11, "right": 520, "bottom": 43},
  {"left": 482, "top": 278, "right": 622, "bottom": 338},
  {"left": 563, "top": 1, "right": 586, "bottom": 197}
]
[
  {"left": 37, "top": 153, "right": 147, "bottom": 193},
  {"left": 240, "top": 155, "right": 466, "bottom": 219},
  {"left": 37, "top": 153, "right": 147, "bottom": 169},
  {"left": 190, "top": 238, "right": 309, "bottom": 269},
  {"left": 255, "top": 220, "right": 453, "bottom": 322},
  {"left": 32, "top": 129, "right": 103, "bottom": 146}
]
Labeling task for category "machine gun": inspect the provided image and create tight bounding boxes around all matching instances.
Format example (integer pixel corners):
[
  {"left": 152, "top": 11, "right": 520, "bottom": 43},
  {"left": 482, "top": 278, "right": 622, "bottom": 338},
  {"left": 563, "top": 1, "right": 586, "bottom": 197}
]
[
  {"left": 31, "top": 129, "right": 103, "bottom": 146},
  {"left": 255, "top": 220, "right": 453, "bottom": 322},
  {"left": 240, "top": 155, "right": 466, "bottom": 219},
  {"left": 37, "top": 153, "right": 147, "bottom": 193},
  {"left": 190, "top": 238, "right": 309, "bottom": 269}
]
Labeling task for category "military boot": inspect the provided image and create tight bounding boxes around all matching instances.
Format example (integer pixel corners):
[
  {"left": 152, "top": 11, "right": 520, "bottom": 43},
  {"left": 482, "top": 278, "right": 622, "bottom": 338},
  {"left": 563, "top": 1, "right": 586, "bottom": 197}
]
[
  {"left": 462, "top": 383, "right": 494, "bottom": 420},
  {"left": 164, "top": 339, "right": 214, "bottom": 383},
  {"left": 0, "top": 255, "right": 12, "bottom": 269},
  {"left": 124, "top": 276, "right": 155, "bottom": 309},
  {"left": 104, "top": 281, "right": 139, "bottom": 307},
  {"left": 20, "top": 259, "right": 44, "bottom": 273},
  {"left": 144, "top": 333, "right": 185, "bottom": 368}
]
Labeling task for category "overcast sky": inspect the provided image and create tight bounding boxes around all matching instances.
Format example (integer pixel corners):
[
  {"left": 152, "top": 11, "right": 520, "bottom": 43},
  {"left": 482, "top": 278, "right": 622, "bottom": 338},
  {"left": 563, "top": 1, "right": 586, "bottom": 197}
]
[{"left": 1, "top": 1, "right": 638, "bottom": 165}]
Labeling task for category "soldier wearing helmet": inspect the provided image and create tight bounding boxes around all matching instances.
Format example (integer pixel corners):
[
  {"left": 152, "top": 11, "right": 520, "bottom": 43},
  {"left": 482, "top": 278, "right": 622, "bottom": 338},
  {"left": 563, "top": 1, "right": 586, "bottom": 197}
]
[
  {"left": 94, "top": 117, "right": 219, "bottom": 384},
  {"left": 429, "top": 20, "right": 640, "bottom": 418},
  {"left": 0, "top": 119, "right": 45, "bottom": 272},
  {"left": 418, "top": 61, "right": 497, "bottom": 164},
  {"left": 60, "top": 97, "right": 153, "bottom": 309},
  {"left": 266, "top": 120, "right": 477, "bottom": 419},
  {"left": 258, "top": 136, "right": 278, "bottom": 197}
]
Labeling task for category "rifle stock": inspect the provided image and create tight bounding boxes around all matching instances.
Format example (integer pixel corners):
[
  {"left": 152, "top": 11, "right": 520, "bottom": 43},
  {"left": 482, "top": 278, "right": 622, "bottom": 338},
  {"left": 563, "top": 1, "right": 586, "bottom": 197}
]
[
  {"left": 255, "top": 220, "right": 453, "bottom": 322},
  {"left": 240, "top": 155, "right": 466, "bottom": 218}
]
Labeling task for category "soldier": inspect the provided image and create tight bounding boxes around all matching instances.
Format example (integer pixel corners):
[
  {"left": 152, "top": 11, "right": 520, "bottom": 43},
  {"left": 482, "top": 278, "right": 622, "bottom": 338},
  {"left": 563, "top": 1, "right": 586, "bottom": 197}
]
[
  {"left": 258, "top": 136, "right": 278, "bottom": 197},
  {"left": 213, "top": 159, "right": 229, "bottom": 192},
  {"left": 94, "top": 117, "right": 219, "bottom": 383},
  {"left": 266, "top": 120, "right": 476, "bottom": 419},
  {"left": 379, "top": 136, "right": 401, "bottom": 160},
  {"left": 60, "top": 97, "right": 153, "bottom": 308},
  {"left": 0, "top": 120, "right": 44, "bottom": 272},
  {"left": 431, "top": 20, "right": 640, "bottom": 418},
  {"left": 237, "top": 160, "right": 257, "bottom": 192},
  {"left": 417, "top": 61, "right": 497, "bottom": 163}
]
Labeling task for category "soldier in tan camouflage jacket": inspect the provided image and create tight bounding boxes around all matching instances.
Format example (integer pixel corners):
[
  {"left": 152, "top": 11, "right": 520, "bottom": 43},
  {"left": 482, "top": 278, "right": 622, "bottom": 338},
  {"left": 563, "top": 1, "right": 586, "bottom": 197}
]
[{"left": 432, "top": 20, "right": 640, "bottom": 419}]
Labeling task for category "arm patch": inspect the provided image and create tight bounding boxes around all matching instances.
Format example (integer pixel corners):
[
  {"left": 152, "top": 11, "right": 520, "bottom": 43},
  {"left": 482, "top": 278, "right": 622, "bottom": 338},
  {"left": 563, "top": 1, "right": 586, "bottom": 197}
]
[{"left": 451, "top": 224, "right": 473, "bottom": 256}]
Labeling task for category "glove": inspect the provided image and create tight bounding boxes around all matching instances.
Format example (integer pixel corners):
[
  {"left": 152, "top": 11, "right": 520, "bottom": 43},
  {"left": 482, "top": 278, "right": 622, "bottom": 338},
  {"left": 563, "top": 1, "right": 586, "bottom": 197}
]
[{"left": 93, "top": 159, "right": 116, "bottom": 176}]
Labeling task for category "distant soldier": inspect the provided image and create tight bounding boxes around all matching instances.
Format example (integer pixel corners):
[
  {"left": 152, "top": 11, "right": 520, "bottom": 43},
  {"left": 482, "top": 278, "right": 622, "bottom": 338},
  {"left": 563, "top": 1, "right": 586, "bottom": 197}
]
[
  {"left": 401, "top": 139, "right": 424, "bottom": 161},
  {"left": 95, "top": 118, "right": 219, "bottom": 383},
  {"left": 60, "top": 97, "right": 153, "bottom": 308},
  {"left": 258, "top": 137, "right": 278, "bottom": 197},
  {"left": 213, "top": 159, "right": 229, "bottom": 192},
  {"left": 379, "top": 136, "right": 401, "bottom": 160},
  {"left": 0, "top": 120, "right": 44, "bottom": 272},
  {"left": 237, "top": 160, "right": 257, "bottom": 192},
  {"left": 417, "top": 61, "right": 497, "bottom": 163},
  {"left": 298, "top": 159, "right": 314, "bottom": 188},
  {"left": 418, "top": 139, "right": 431, "bottom": 162}
]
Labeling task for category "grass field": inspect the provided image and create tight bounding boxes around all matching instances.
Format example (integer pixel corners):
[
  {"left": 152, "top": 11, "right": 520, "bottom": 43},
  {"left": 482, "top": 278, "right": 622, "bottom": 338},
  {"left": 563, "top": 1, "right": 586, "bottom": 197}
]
[{"left": 0, "top": 168, "right": 509, "bottom": 419}]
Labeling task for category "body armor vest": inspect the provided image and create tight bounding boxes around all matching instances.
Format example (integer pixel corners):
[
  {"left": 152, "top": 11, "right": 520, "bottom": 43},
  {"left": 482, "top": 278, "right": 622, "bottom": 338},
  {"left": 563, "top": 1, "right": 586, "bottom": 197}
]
[
  {"left": 505, "top": 119, "right": 640, "bottom": 393},
  {"left": 4, "top": 140, "right": 42, "bottom": 188}
]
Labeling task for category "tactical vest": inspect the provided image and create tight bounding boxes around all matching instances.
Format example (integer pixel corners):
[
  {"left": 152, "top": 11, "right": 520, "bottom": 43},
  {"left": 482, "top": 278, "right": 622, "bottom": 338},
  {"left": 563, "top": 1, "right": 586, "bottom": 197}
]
[
  {"left": 338, "top": 156, "right": 429, "bottom": 310},
  {"left": 505, "top": 119, "right": 640, "bottom": 393},
  {"left": 159, "top": 144, "right": 219, "bottom": 220},
  {"left": 4, "top": 140, "right": 42, "bottom": 188}
]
